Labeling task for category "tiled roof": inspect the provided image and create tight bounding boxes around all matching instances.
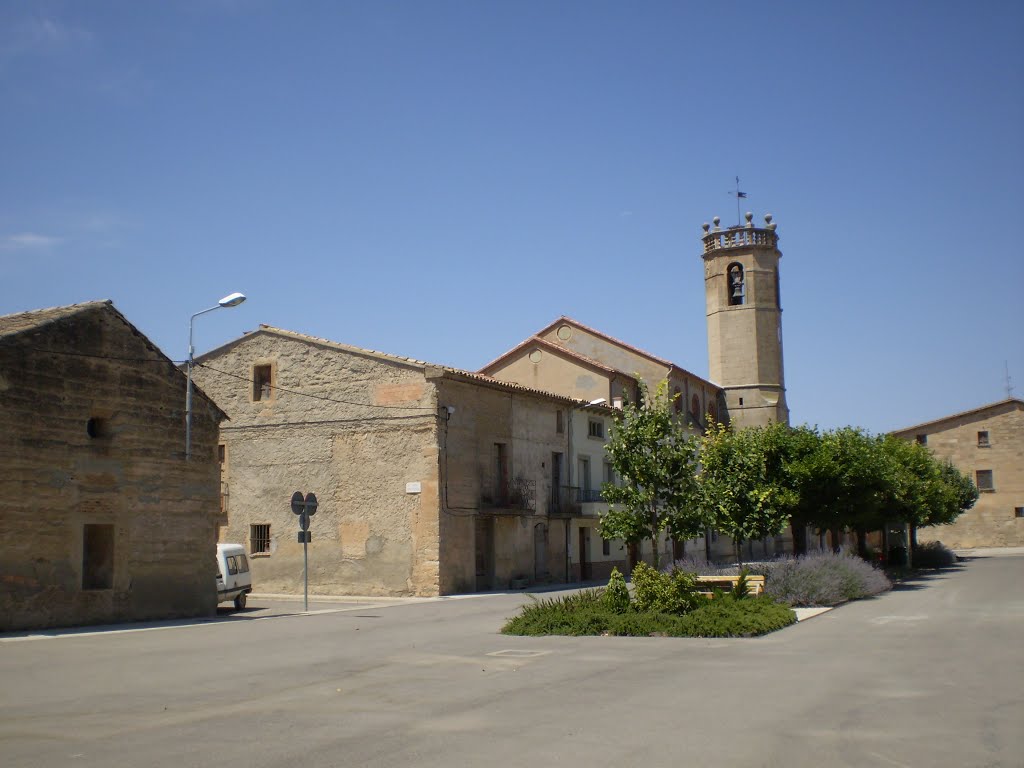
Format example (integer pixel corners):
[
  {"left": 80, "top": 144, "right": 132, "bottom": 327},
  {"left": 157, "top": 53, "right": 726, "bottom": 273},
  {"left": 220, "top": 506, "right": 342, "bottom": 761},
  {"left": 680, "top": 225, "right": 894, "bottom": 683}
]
[
  {"left": 890, "top": 398, "right": 1024, "bottom": 435},
  {"left": 0, "top": 300, "right": 112, "bottom": 339}
]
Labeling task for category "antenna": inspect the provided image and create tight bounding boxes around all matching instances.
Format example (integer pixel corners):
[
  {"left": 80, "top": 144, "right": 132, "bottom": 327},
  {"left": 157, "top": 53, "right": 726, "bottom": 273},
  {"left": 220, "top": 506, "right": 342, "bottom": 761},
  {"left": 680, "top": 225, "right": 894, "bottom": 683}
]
[
  {"left": 1006, "top": 361, "right": 1015, "bottom": 399},
  {"left": 727, "top": 176, "right": 748, "bottom": 226}
]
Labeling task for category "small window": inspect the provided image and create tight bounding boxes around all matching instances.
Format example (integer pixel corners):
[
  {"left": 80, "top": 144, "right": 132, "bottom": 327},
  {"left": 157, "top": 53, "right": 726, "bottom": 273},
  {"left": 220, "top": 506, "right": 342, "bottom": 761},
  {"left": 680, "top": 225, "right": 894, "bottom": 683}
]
[
  {"left": 588, "top": 419, "right": 604, "bottom": 439},
  {"left": 218, "top": 444, "right": 226, "bottom": 463},
  {"left": 556, "top": 410, "right": 564, "bottom": 434},
  {"left": 86, "top": 418, "right": 109, "bottom": 439},
  {"left": 251, "top": 524, "right": 271, "bottom": 554},
  {"left": 977, "top": 431, "right": 990, "bottom": 447},
  {"left": 1015, "top": 507, "right": 1024, "bottom": 518},
  {"left": 739, "top": 397, "right": 744, "bottom": 406},
  {"left": 975, "top": 470, "right": 994, "bottom": 492},
  {"left": 82, "top": 524, "right": 115, "bottom": 590},
  {"left": 915, "top": 434, "right": 927, "bottom": 445},
  {"left": 602, "top": 538, "right": 610, "bottom": 556},
  {"left": 253, "top": 365, "right": 273, "bottom": 401}
]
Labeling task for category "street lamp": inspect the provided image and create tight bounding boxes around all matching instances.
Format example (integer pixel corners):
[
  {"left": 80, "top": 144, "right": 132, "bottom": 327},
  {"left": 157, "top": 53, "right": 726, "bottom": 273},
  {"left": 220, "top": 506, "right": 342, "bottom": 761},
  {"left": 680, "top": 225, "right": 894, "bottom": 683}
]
[{"left": 186, "top": 292, "right": 246, "bottom": 460}]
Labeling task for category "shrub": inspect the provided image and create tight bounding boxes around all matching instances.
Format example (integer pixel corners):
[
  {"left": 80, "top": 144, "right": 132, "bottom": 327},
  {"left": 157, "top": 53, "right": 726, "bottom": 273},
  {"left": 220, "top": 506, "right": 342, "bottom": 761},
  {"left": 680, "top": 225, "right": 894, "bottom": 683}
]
[
  {"left": 602, "top": 567, "right": 631, "bottom": 613},
  {"left": 731, "top": 568, "right": 752, "bottom": 599},
  {"left": 607, "top": 612, "right": 688, "bottom": 637},
  {"left": 501, "top": 592, "right": 794, "bottom": 638},
  {"left": 762, "top": 551, "right": 891, "bottom": 607},
  {"left": 674, "top": 595, "right": 796, "bottom": 637},
  {"left": 501, "top": 589, "right": 607, "bottom": 636},
  {"left": 913, "top": 541, "right": 957, "bottom": 568},
  {"left": 631, "top": 562, "right": 702, "bottom": 615}
]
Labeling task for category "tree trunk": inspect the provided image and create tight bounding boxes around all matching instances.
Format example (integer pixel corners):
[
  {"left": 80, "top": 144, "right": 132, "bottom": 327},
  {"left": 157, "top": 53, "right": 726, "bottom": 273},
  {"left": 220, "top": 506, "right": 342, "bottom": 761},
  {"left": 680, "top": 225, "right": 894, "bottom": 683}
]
[
  {"left": 829, "top": 527, "right": 842, "bottom": 554},
  {"left": 650, "top": 507, "right": 660, "bottom": 570},
  {"left": 855, "top": 528, "right": 869, "bottom": 560},
  {"left": 735, "top": 538, "right": 744, "bottom": 568},
  {"left": 909, "top": 523, "right": 919, "bottom": 550},
  {"left": 790, "top": 520, "right": 807, "bottom": 557}
]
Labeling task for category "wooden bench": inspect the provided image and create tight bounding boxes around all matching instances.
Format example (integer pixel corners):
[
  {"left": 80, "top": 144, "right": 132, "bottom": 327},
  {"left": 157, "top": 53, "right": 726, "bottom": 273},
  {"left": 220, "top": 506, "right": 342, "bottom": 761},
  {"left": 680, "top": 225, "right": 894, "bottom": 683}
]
[{"left": 693, "top": 574, "right": 765, "bottom": 597}]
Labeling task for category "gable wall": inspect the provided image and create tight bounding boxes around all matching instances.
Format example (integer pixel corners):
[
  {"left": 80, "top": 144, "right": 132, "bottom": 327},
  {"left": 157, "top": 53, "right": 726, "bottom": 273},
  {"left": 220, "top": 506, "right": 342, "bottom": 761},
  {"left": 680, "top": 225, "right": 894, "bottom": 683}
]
[
  {"left": 192, "top": 333, "right": 442, "bottom": 596},
  {"left": 0, "top": 308, "right": 222, "bottom": 631}
]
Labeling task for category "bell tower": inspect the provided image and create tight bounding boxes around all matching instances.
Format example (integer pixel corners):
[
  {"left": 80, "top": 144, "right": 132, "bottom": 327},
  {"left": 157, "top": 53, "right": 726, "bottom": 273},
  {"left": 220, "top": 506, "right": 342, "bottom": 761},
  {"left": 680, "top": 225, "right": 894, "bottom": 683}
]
[{"left": 702, "top": 212, "right": 789, "bottom": 428}]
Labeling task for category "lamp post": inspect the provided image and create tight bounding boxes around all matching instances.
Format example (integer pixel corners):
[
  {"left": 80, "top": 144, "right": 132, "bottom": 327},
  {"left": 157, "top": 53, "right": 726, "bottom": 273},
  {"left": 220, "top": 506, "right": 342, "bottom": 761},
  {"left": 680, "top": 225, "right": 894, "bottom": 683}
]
[{"left": 186, "top": 292, "right": 246, "bottom": 460}]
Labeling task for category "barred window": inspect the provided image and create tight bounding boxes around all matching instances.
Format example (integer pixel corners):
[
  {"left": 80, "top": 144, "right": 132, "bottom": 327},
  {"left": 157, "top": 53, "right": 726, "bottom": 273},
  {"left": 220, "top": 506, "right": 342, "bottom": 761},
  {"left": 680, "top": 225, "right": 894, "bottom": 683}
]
[
  {"left": 975, "top": 470, "right": 994, "bottom": 492},
  {"left": 250, "top": 524, "right": 271, "bottom": 554}
]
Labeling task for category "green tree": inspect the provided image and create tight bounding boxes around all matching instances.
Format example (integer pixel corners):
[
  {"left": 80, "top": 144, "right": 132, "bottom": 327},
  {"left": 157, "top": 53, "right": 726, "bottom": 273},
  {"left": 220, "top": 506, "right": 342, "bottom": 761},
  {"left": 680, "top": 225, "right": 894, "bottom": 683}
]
[
  {"left": 598, "top": 381, "right": 706, "bottom": 569},
  {"left": 698, "top": 422, "right": 794, "bottom": 565}
]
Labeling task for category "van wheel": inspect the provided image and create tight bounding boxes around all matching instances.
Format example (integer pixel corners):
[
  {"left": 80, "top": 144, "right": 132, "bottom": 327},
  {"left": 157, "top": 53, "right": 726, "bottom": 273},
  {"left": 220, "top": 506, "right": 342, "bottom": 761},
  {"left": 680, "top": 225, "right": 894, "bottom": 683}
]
[{"left": 234, "top": 593, "right": 247, "bottom": 610}]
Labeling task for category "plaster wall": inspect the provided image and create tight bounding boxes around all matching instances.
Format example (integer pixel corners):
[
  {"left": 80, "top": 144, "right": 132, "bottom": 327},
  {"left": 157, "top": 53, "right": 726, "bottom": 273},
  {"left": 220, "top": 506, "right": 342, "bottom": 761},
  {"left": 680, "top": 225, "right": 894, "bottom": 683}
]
[{"left": 484, "top": 347, "right": 615, "bottom": 402}]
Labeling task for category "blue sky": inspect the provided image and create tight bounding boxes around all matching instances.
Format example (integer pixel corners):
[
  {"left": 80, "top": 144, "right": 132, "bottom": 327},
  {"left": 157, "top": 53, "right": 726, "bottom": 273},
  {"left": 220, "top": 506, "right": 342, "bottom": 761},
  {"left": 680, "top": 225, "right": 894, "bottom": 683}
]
[{"left": 2, "top": 1, "right": 1021, "bottom": 434}]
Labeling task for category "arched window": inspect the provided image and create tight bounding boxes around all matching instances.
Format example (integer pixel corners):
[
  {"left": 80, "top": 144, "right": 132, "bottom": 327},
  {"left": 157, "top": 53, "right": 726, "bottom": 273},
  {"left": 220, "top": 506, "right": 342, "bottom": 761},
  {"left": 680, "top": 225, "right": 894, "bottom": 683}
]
[
  {"left": 727, "top": 262, "right": 745, "bottom": 306},
  {"left": 673, "top": 387, "right": 682, "bottom": 414},
  {"left": 691, "top": 394, "right": 700, "bottom": 420}
]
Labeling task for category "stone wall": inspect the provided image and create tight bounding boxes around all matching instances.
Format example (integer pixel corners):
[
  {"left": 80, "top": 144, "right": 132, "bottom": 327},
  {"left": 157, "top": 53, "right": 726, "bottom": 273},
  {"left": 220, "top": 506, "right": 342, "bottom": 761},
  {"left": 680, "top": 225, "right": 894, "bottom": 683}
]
[
  {"left": 193, "top": 330, "right": 442, "bottom": 597},
  {"left": 0, "top": 304, "right": 222, "bottom": 631},
  {"left": 895, "top": 402, "right": 1024, "bottom": 548}
]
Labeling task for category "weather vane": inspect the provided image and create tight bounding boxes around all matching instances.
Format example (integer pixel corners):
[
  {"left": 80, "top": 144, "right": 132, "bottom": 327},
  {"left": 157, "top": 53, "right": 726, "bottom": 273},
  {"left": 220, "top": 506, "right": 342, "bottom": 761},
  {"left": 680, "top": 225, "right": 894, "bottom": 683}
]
[{"left": 728, "top": 176, "right": 747, "bottom": 226}]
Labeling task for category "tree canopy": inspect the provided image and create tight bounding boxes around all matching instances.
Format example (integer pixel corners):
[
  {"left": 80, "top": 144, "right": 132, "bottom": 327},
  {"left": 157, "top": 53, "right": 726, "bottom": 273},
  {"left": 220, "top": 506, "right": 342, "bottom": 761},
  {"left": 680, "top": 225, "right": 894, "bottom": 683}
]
[{"left": 598, "top": 382, "right": 706, "bottom": 568}]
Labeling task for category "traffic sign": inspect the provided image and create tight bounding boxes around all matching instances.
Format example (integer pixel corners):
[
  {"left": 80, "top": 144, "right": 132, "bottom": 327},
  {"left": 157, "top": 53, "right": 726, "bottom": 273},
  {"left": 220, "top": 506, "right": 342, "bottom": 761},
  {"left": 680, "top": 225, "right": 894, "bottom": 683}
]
[
  {"left": 304, "top": 492, "right": 318, "bottom": 516},
  {"left": 291, "top": 491, "right": 305, "bottom": 515}
]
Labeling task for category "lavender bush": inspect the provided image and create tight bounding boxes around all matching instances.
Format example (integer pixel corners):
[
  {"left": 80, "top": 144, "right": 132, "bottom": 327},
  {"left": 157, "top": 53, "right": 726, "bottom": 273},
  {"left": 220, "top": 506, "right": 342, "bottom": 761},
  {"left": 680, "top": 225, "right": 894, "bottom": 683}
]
[
  {"left": 673, "top": 551, "right": 891, "bottom": 607},
  {"left": 912, "top": 541, "right": 957, "bottom": 568},
  {"left": 760, "top": 551, "right": 891, "bottom": 606}
]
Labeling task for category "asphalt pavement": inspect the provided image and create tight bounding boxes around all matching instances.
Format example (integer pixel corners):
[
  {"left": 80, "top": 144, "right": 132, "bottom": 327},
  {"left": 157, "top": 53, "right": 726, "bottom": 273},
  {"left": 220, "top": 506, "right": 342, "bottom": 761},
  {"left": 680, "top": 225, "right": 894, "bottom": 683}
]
[{"left": 1, "top": 551, "right": 1021, "bottom": 768}]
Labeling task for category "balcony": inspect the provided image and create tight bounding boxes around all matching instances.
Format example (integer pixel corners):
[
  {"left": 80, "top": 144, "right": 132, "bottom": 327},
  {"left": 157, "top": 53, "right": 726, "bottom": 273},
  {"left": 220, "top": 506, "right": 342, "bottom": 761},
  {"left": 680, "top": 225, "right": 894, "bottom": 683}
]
[
  {"left": 481, "top": 477, "right": 536, "bottom": 515},
  {"left": 547, "top": 486, "right": 609, "bottom": 517}
]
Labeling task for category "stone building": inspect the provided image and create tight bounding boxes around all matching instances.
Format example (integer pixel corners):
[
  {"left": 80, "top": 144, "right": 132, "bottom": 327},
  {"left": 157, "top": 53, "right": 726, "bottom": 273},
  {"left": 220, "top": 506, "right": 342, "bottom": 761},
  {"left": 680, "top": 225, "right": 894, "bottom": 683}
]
[
  {"left": 480, "top": 315, "right": 728, "bottom": 566},
  {"left": 891, "top": 399, "right": 1024, "bottom": 548},
  {"left": 192, "top": 325, "right": 616, "bottom": 596},
  {"left": 0, "top": 301, "right": 225, "bottom": 632}
]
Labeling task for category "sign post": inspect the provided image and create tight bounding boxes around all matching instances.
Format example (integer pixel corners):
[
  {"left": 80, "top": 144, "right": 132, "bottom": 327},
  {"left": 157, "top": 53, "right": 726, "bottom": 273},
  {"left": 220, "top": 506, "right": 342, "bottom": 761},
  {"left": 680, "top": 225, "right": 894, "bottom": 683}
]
[{"left": 291, "top": 491, "right": 318, "bottom": 611}]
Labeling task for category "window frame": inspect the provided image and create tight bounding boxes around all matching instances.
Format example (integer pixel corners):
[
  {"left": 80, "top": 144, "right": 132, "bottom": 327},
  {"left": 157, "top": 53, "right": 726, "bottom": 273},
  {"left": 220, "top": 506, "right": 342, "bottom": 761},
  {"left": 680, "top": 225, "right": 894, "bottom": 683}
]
[{"left": 250, "top": 523, "right": 272, "bottom": 554}]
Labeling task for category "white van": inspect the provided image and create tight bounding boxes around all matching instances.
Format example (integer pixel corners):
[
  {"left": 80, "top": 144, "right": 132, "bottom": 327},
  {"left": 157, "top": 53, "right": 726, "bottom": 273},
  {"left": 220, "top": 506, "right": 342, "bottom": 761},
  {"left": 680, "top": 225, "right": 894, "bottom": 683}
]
[{"left": 216, "top": 543, "right": 253, "bottom": 610}]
